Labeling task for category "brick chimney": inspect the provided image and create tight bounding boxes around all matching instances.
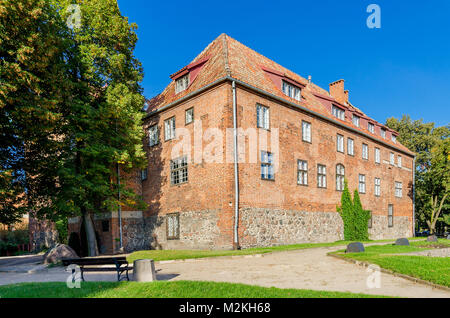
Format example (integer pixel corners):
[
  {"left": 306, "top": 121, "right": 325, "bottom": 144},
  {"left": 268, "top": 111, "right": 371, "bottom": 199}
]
[{"left": 329, "top": 79, "right": 348, "bottom": 105}]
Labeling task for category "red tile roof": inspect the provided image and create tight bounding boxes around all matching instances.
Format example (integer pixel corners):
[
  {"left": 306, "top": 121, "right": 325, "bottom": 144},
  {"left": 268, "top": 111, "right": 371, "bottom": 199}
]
[{"left": 146, "top": 34, "right": 414, "bottom": 156}]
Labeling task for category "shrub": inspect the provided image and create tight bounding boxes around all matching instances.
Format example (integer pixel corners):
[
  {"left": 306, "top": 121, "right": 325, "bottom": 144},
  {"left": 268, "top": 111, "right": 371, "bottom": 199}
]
[{"left": 337, "top": 180, "right": 371, "bottom": 241}]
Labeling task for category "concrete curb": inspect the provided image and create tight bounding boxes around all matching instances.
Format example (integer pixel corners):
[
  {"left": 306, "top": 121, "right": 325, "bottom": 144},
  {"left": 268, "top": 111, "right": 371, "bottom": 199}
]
[{"left": 328, "top": 253, "right": 450, "bottom": 293}]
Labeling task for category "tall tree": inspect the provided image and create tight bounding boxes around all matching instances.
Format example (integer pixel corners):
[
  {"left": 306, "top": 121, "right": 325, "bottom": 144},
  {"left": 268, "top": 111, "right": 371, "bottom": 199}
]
[
  {"left": 0, "top": 0, "right": 72, "bottom": 226},
  {"left": 386, "top": 115, "right": 449, "bottom": 233},
  {"left": 51, "top": 0, "right": 147, "bottom": 255}
]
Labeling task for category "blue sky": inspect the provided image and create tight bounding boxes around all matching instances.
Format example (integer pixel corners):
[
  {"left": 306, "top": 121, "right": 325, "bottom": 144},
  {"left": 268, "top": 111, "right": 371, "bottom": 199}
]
[{"left": 118, "top": 0, "right": 450, "bottom": 127}]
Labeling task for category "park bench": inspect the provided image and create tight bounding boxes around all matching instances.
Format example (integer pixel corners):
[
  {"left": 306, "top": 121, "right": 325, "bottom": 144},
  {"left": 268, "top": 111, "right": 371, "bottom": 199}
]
[{"left": 62, "top": 257, "right": 132, "bottom": 282}]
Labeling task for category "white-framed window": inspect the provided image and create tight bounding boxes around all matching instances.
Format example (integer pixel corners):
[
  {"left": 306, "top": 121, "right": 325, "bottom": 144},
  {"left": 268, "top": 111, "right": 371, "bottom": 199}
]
[
  {"left": 164, "top": 117, "right": 176, "bottom": 141},
  {"left": 148, "top": 124, "right": 159, "bottom": 146},
  {"left": 140, "top": 168, "right": 148, "bottom": 181},
  {"left": 337, "top": 134, "right": 344, "bottom": 153},
  {"left": 392, "top": 134, "right": 397, "bottom": 143},
  {"left": 256, "top": 104, "right": 270, "bottom": 130},
  {"left": 362, "top": 143, "right": 369, "bottom": 160},
  {"left": 336, "top": 164, "right": 345, "bottom": 191},
  {"left": 185, "top": 107, "right": 194, "bottom": 125},
  {"left": 381, "top": 128, "right": 386, "bottom": 139},
  {"left": 282, "top": 81, "right": 301, "bottom": 101},
  {"left": 352, "top": 115, "right": 360, "bottom": 127},
  {"left": 388, "top": 204, "right": 394, "bottom": 227},
  {"left": 261, "top": 151, "right": 274, "bottom": 180},
  {"left": 167, "top": 213, "right": 180, "bottom": 240},
  {"left": 332, "top": 105, "right": 345, "bottom": 120},
  {"left": 398, "top": 156, "right": 402, "bottom": 168},
  {"left": 347, "top": 138, "right": 354, "bottom": 156},
  {"left": 317, "top": 164, "right": 326, "bottom": 188},
  {"left": 368, "top": 122, "right": 375, "bottom": 134},
  {"left": 170, "top": 156, "right": 188, "bottom": 185},
  {"left": 297, "top": 160, "right": 308, "bottom": 186},
  {"left": 374, "top": 178, "right": 381, "bottom": 197},
  {"left": 302, "top": 121, "right": 311, "bottom": 143},
  {"left": 375, "top": 147, "right": 381, "bottom": 164},
  {"left": 390, "top": 152, "right": 395, "bottom": 165},
  {"left": 395, "top": 181, "right": 402, "bottom": 198},
  {"left": 175, "top": 74, "right": 189, "bottom": 94},
  {"left": 359, "top": 174, "right": 366, "bottom": 194}
]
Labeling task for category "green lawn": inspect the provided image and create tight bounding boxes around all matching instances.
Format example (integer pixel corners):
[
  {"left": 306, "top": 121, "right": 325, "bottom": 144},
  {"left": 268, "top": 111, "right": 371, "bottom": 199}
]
[
  {"left": 331, "top": 239, "right": 450, "bottom": 288},
  {"left": 0, "top": 281, "right": 390, "bottom": 298},
  {"left": 127, "top": 237, "right": 423, "bottom": 263}
]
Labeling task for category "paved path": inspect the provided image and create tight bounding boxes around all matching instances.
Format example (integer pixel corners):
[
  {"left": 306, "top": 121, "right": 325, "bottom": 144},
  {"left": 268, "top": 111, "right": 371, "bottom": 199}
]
[
  {"left": 0, "top": 245, "right": 449, "bottom": 298},
  {"left": 156, "top": 246, "right": 450, "bottom": 298}
]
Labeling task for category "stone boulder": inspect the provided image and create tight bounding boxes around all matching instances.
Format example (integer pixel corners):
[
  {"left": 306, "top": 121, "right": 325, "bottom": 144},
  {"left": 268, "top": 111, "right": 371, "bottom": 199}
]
[
  {"left": 394, "top": 238, "right": 410, "bottom": 246},
  {"left": 426, "top": 235, "right": 438, "bottom": 242},
  {"left": 346, "top": 242, "right": 365, "bottom": 253},
  {"left": 44, "top": 244, "right": 79, "bottom": 264}
]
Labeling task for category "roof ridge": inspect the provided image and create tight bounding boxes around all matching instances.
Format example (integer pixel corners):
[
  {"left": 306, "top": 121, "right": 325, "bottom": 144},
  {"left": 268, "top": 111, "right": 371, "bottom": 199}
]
[{"left": 222, "top": 33, "right": 231, "bottom": 77}]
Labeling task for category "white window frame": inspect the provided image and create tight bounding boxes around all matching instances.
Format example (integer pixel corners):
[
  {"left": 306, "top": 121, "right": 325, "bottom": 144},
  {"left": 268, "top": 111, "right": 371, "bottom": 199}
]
[
  {"left": 347, "top": 138, "right": 354, "bottom": 156},
  {"left": 317, "top": 164, "right": 327, "bottom": 188},
  {"left": 297, "top": 160, "right": 308, "bottom": 186},
  {"left": 375, "top": 148, "right": 380, "bottom": 164},
  {"left": 375, "top": 178, "right": 381, "bottom": 197},
  {"left": 398, "top": 156, "right": 402, "bottom": 168},
  {"left": 395, "top": 181, "right": 403, "bottom": 198},
  {"left": 332, "top": 105, "right": 345, "bottom": 120},
  {"left": 381, "top": 128, "right": 386, "bottom": 139},
  {"left": 148, "top": 124, "right": 159, "bottom": 146},
  {"left": 185, "top": 107, "right": 194, "bottom": 125},
  {"left": 257, "top": 104, "right": 270, "bottom": 130},
  {"left": 170, "top": 156, "right": 188, "bottom": 185},
  {"left": 359, "top": 174, "right": 366, "bottom": 194},
  {"left": 362, "top": 143, "right": 369, "bottom": 160},
  {"left": 261, "top": 151, "right": 274, "bottom": 180},
  {"left": 175, "top": 74, "right": 189, "bottom": 94},
  {"left": 390, "top": 152, "right": 395, "bottom": 165},
  {"left": 167, "top": 213, "right": 180, "bottom": 240},
  {"left": 392, "top": 135, "right": 397, "bottom": 143},
  {"left": 336, "top": 164, "right": 345, "bottom": 191},
  {"left": 302, "top": 121, "right": 311, "bottom": 143},
  {"left": 164, "top": 117, "right": 176, "bottom": 141},
  {"left": 282, "top": 81, "right": 301, "bottom": 101},
  {"left": 337, "top": 134, "right": 344, "bottom": 153},
  {"left": 368, "top": 122, "right": 375, "bottom": 134},
  {"left": 352, "top": 115, "right": 360, "bottom": 127}
]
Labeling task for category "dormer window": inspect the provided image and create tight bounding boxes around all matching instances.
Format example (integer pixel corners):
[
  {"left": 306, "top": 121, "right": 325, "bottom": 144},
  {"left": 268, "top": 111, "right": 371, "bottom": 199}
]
[
  {"left": 368, "top": 122, "right": 375, "bottom": 134},
  {"left": 391, "top": 134, "right": 397, "bottom": 143},
  {"left": 282, "top": 81, "right": 301, "bottom": 101},
  {"left": 381, "top": 128, "right": 386, "bottom": 139},
  {"left": 332, "top": 105, "right": 345, "bottom": 120},
  {"left": 175, "top": 74, "right": 189, "bottom": 94},
  {"left": 352, "top": 115, "right": 360, "bottom": 127}
]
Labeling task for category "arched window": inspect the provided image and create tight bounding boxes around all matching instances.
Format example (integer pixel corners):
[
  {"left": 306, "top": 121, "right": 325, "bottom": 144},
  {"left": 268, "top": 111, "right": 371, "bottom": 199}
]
[{"left": 336, "top": 164, "right": 345, "bottom": 191}]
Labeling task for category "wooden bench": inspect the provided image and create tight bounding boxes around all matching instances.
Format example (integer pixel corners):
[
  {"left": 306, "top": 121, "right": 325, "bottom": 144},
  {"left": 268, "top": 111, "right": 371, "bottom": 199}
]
[{"left": 62, "top": 257, "right": 132, "bottom": 282}]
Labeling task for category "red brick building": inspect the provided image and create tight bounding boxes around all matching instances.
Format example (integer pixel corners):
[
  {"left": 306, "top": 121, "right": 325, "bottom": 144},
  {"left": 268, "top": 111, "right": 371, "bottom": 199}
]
[{"left": 69, "top": 34, "right": 415, "bottom": 253}]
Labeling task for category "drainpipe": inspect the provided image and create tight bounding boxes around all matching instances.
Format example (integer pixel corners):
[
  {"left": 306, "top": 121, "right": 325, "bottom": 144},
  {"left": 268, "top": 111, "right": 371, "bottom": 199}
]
[
  {"left": 412, "top": 157, "right": 416, "bottom": 237},
  {"left": 232, "top": 81, "right": 240, "bottom": 250},
  {"left": 117, "top": 162, "right": 124, "bottom": 252}
]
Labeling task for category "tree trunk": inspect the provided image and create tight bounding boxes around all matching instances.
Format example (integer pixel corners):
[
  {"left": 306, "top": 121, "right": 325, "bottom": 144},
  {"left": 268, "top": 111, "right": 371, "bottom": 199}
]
[{"left": 83, "top": 211, "right": 99, "bottom": 256}]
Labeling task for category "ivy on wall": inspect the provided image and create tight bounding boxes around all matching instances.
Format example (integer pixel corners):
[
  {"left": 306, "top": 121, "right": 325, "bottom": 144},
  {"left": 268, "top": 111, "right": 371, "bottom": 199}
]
[{"left": 337, "top": 180, "right": 371, "bottom": 241}]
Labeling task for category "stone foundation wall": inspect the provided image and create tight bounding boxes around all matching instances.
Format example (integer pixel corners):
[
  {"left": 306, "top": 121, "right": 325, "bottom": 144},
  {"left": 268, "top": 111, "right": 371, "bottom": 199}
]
[
  {"left": 239, "top": 208, "right": 413, "bottom": 248},
  {"left": 239, "top": 208, "right": 344, "bottom": 248},
  {"left": 29, "top": 217, "right": 58, "bottom": 252},
  {"left": 369, "top": 215, "right": 412, "bottom": 240}
]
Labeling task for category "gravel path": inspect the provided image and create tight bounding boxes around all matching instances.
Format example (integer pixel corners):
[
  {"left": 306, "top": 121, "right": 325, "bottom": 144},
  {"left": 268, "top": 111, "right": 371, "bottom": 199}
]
[{"left": 0, "top": 245, "right": 449, "bottom": 298}]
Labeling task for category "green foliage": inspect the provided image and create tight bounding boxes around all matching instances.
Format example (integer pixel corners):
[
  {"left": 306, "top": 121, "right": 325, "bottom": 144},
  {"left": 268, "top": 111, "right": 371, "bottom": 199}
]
[
  {"left": 0, "top": 229, "right": 29, "bottom": 254},
  {"left": 386, "top": 115, "right": 449, "bottom": 232},
  {"left": 336, "top": 180, "right": 371, "bottom": 241},
  {"left": 55, "top": 218, "right": 68, "bottom": 244}
]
